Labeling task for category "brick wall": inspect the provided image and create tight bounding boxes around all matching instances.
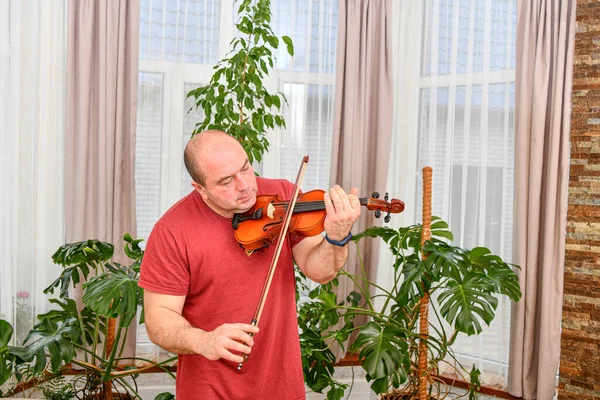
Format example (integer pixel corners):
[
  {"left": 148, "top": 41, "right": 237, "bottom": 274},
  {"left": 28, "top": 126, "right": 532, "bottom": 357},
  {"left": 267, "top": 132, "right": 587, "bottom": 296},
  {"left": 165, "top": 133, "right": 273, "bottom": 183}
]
[{"left": 559, "top": 1, "right": 600, "bottom": 399}]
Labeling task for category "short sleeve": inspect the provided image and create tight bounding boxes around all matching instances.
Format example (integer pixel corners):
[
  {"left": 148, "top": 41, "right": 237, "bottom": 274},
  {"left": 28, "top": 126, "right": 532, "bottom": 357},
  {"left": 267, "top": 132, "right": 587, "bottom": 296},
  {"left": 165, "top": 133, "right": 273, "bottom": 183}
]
[{"left": 138, "top": 222, "right": 190, "bottom": 296}]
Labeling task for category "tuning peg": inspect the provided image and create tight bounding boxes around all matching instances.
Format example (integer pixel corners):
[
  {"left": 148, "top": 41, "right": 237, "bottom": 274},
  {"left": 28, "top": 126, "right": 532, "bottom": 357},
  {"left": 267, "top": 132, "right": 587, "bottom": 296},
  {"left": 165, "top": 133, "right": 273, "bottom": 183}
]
[
  {"left": 384, "top": 213, "right": 391, "bottom": 223},
  {"left": 372, "top": 192, "right": 380, "bottom": 199},
  {"left": 375, "top": 210, "right": 381, "bottom": 218},
  {"left": 384, "top": 192, "right": 389, "bottom": 202}
]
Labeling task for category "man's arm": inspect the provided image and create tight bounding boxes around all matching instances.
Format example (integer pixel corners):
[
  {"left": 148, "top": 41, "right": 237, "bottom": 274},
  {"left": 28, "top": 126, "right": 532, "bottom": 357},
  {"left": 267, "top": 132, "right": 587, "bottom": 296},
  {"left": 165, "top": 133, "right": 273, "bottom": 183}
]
[
  {"left": 143, "top": 289, "right": 259, "bottom": 363},
  {"left": 293, "top": 185, "right": 361, "bottom": 283}
]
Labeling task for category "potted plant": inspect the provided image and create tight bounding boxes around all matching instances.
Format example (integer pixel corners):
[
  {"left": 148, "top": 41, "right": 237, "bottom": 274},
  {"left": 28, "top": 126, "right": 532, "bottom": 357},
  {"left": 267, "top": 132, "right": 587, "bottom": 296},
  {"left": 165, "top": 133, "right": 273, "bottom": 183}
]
[
  {"left": 0, "top": 235, "right": 176, "bottom": 399},
  {"left": 298, "top": 183, "right": 522, "bottom": 399}
]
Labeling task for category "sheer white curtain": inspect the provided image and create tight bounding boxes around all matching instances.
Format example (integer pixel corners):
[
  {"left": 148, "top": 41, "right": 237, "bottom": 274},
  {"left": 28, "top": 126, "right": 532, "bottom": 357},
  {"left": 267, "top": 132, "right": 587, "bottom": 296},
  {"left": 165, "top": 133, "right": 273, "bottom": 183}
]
[
  {"left": 383, "top": 0, "right": 516, "bottom": 389},
  {"left": 0, "top": 0, "right": 67, "bottom": 345},
  {"left": 135, "top": 0, "right": 338, "bottom": 362}
]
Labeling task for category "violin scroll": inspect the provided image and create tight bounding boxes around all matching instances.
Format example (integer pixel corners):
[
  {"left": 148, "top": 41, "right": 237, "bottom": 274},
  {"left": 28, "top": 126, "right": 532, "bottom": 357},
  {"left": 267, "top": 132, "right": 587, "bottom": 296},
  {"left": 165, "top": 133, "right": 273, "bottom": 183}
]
[{"left": 364, "top": 192, "right": 405, "bottom": 221}]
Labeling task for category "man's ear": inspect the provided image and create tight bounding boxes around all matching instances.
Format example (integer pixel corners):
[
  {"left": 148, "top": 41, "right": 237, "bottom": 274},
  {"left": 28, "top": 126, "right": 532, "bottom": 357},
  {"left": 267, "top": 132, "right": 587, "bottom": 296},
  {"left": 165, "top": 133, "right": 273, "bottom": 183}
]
[{"left": 191, "top": 181, "right": 206, "bottom": 197}]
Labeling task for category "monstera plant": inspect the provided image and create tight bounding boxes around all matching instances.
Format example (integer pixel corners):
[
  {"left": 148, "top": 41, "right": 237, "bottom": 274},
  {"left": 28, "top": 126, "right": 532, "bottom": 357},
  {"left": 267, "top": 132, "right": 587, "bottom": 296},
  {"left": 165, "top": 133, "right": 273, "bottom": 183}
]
[
  {"left": 0, "top": 235, "right": 176, "bottom": 399},
  {"left": 298, "top": 217, "right": 522, "bottom": 400}
]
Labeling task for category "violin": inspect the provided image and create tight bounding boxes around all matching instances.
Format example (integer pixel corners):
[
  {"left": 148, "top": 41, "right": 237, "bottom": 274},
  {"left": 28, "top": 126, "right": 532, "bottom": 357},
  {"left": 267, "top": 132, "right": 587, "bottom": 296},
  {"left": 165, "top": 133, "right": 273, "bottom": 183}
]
[{"left": 232, "top": 189, "right": 405, "bottom": 251}]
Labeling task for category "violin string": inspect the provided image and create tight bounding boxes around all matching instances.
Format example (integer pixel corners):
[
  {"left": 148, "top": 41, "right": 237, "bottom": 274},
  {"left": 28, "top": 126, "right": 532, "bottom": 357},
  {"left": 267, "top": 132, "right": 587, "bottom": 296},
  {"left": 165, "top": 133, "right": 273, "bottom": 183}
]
[{"left": 271, "top": 197, "right": 371, "bottom": 212}]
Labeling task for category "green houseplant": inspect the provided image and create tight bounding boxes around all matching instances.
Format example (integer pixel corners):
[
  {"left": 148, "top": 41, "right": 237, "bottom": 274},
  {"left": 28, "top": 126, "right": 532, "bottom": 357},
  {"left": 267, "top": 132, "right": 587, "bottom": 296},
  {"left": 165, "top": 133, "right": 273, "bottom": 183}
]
[
  {"left": 298, "top": 217, "right": 522, "bottom": 400},
  {"left": 0, "top": 235, "right": 176, "bottom": 399},
  {"left": 187, "top": 0, "right": 294, "bottom": 165}
]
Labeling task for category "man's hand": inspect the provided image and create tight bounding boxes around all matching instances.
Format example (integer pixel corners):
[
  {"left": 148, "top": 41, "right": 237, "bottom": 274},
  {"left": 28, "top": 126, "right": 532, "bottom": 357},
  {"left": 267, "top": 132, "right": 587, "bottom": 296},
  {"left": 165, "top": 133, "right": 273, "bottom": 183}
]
[
  {"left": 199, "top": 323, "right": 259, "bottom": 363},
  {"left": 143, "top": 290, "right": 261, "bottom": 361},
  {"left": 323, "top": 185, "right": 361, "bottom": 240}
]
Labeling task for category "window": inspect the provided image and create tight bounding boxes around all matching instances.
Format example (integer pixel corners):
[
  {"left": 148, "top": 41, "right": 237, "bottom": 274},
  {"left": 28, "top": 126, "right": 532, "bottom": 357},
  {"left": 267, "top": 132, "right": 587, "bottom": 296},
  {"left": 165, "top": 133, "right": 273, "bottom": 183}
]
[
  {"left": 0, "top": 0, "right": 67, "bottom": 346},
  {"left": 387, "top": 0, "right": 516, "bottom": 387},
  {"left": 135, "top": 0, "right": 338, "bottom": 360}
]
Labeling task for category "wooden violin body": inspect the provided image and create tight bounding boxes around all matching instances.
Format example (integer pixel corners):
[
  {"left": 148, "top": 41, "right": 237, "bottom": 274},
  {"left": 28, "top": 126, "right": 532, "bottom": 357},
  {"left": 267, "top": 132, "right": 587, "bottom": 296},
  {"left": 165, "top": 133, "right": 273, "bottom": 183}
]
[{"left": 232, "top": 190, "right": 404, "bottom": 251}]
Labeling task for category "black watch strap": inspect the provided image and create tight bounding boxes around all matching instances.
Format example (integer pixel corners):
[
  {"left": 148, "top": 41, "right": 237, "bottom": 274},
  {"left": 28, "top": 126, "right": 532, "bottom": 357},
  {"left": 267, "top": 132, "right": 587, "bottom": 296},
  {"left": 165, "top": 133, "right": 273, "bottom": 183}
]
[{"left": 325, "top": 232, "right": 353, "bottom": 247}]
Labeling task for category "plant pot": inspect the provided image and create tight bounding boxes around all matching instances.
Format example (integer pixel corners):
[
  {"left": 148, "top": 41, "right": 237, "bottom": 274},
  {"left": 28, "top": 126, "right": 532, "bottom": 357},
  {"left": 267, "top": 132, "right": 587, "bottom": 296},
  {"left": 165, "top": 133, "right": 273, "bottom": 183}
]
[
  {"left": 86, "top": 392, "right": 132, "bottom": 399},
  {"left": 380, "top": 390, "right": 442, "bottom": 400}
]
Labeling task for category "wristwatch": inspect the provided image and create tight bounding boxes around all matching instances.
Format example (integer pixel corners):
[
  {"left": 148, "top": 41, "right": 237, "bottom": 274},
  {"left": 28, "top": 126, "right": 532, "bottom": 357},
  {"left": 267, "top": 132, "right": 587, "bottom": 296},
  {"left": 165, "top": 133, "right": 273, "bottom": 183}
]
[{"left": 325, "top": 232, "right": 353, "bottom": 247}]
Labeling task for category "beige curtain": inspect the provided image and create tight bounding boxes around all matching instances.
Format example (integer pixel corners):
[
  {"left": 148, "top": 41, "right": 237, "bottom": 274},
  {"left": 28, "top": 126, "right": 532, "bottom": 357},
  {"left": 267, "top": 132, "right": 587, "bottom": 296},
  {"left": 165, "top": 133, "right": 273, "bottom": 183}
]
[
  {"left": 508, "top": 0, "right": 576, "bottom": 399},
  {"left": 65, "top": 0, "right": 140, "bottom": 356},
  {"left": 330, "top": 0, "right": 393, "bottom": 357},
  {"left": 66, "top": 0, "right": 139, "bottom": 258}
]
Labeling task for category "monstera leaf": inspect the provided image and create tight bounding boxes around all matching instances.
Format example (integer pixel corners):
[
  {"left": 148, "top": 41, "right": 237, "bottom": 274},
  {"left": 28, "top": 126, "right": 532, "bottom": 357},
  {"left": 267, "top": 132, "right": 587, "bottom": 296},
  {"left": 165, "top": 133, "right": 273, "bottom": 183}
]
[
  {"left": 45, "top": 239, "right": 114, "bottom": 298},
  {"left": 395, "top": 256, "right": 427, "bottom": 305},
  {"left": 0, "top": 319, "right": 15, "bottom": 386},
  {"left": 123, "top": 233, "right": 145, "bottom": 273},
  {"left": 11, "top": 317, "right": 78, "bottom": 373},
  {"left": 82, "top": 265, "right": 142, "bottom": 327},
  {"left": 469, "top": 247, "right": 522, "bottom": 302},
  {"left": 437, "top": 275, "right": 498, "bottom": 335},
  {"left": 354, "top": 226, "right": 400, "bottom": 255},
  {"left": 37, "top": 298, "right": 105, "bottom": 347},
  {"left": 423, "top": 240, "right": 470, "bottom": 282},
  {"left": 351, "top": 321, "right": 410, "bottom": 391}
]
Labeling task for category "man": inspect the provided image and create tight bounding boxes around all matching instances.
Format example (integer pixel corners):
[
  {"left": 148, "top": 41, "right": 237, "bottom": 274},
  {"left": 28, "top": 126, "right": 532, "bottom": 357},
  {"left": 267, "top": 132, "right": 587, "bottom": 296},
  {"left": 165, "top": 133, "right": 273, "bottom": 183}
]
[{"left": 139, "top": 130, "right": 361, "bottom": 399}]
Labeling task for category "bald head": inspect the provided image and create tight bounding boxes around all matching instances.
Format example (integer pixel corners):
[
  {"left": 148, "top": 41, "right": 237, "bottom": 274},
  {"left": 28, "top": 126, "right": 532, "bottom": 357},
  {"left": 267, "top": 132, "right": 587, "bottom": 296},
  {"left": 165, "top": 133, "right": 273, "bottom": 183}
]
[{"left": 184, "top": 130, "right": 244, "bottom": 186}]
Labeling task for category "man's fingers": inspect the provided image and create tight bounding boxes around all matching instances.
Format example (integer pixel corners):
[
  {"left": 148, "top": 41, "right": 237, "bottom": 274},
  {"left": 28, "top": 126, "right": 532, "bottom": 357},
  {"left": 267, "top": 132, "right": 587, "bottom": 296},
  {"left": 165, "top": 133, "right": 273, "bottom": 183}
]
[
  {"left": 328, "top": 185, "right": 347, "bottom": 213},
  {"left": 225, "top": 337, "right": 252, "bottom": 355},
  {"left": 218, "top": 346, "right": 247, "bottom": 364},
  {"left": 231, "top": 323, "right": 259, "bottom": 334},
  {"left": 324, "top": 192, "right": 335, "bottom": 214}
]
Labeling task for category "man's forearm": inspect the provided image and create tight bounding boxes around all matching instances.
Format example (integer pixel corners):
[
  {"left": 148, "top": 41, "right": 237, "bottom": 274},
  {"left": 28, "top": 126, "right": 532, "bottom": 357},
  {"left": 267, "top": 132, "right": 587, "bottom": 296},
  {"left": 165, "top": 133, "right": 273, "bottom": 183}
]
[
  {"left": 302, "top": 237, "right": 349, "bottom": 284},
  {"left": 145, "top": 306, "right": 207, "bottom": 355}
]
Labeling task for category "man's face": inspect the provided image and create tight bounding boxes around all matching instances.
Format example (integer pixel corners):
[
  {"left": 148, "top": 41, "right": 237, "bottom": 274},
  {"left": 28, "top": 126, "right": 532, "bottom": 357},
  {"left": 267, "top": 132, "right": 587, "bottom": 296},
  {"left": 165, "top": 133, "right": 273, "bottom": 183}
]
[{"left": 193, "top": 139, "right": 258, "bottom": 218}]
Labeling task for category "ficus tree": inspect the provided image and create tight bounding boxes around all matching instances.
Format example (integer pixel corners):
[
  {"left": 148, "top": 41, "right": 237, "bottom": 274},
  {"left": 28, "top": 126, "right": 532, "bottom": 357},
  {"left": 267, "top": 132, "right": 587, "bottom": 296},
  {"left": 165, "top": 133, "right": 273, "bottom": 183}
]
[{"left": 187, "top": 0, "right": 294, "bottom": 164}]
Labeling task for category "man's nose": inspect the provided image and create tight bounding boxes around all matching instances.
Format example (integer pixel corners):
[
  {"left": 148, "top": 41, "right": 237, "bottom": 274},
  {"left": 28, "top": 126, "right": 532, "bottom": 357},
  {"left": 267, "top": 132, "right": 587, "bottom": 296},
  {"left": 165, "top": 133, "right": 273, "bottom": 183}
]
[{"left": 235, "top": 174, "right": 249, "bottom": 191}]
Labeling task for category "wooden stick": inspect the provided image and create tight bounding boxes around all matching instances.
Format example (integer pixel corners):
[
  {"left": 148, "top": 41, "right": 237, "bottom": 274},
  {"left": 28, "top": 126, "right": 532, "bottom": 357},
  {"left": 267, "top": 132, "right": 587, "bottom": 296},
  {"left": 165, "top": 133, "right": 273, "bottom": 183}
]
[
  {"left": 418, "top": 166, "right": 432, "bottom": 400},
  {"left": 237, "top": 156, "right": 309, "bottom": 370}
]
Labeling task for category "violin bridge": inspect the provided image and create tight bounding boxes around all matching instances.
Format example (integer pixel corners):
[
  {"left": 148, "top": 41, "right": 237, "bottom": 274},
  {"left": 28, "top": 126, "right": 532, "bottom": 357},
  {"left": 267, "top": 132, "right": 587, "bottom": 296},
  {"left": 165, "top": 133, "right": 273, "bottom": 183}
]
[{"left": 267, "top": 203, "right": 275, "bottom": 219}]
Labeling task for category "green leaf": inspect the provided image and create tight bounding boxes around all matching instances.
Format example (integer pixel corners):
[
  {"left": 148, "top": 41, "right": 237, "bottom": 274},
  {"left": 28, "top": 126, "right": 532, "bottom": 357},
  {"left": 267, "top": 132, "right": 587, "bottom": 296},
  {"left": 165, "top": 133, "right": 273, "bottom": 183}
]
[
  {"left": 259, "top": 59, "right": 268, "bottom": 74},
  {"left": 423, "top": 240, "right": 468, "bottom": 282},
  {"left": 82, "top": 267, "right": 143, "bottom": 328},
  {"left": 346, "top": 291, "right": 361, "bottom": 308},
  {"left": 352, "top": 322, "right": 409, "bottom": 382},
  {"left": 46, "top": 239, "right": 114, "bottom": 297},
  {"left": 0, "top": 320, "right": 12, "bottom": 348},
  {"left": 396, "top": 259, "right": 427, "bottom": 304},
  {"left": 354, "top": 226, "right": 399, "bottom": 246},
  {"left": 251, "top": 113, "right": 264, "bottom": 132},
  {"left": 123, "top": 233, "right": 144, "bottom": 264},
  {"left": 468, "top": 247, "right": 522, "bottom": 302},
  {"left": 437, "top": 276, "right": 498, "bottom": 335},
  {"left": 316, "top": 290, "right": 338, "bottom": 309},
  {"left": 469, "top": 364, "right": 482, "bottom": 399},
  {"left": 271, "top": 95, "right": 281, "bottom": 109},
  {"left": 282, "top": 35, "right": 293, "bottom": 47},
  {"left": 282, "top": 35, "right": 295, "bottom": 56},
  {"left": 267, "top": 36, "right": 279, "bottom": 48},
  {"left": 154, "top": 393, "right": 175, "bottom": 400},
  {"left": 36, "top": 299, "right": 104, "bottom": 347},
  {"left": 10, "top": 317, "right": 78, "bottom": 373},
  {"left": 0, "top": 320, "right": 14, "bottom": 385}
]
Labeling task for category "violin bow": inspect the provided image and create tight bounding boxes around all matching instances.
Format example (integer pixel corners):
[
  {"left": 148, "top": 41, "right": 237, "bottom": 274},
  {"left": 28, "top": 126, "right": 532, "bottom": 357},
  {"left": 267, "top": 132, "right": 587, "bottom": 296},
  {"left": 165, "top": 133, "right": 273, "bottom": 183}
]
[{"left": 238, "top": 155, "right": 309, "bottom": 370}]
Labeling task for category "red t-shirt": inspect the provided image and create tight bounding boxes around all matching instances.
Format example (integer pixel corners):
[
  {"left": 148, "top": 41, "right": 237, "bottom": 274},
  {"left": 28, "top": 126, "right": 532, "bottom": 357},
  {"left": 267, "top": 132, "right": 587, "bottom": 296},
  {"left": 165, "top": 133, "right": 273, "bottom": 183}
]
[{"left": 139, "top": 178, "right": 306, "bottom": 400}]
